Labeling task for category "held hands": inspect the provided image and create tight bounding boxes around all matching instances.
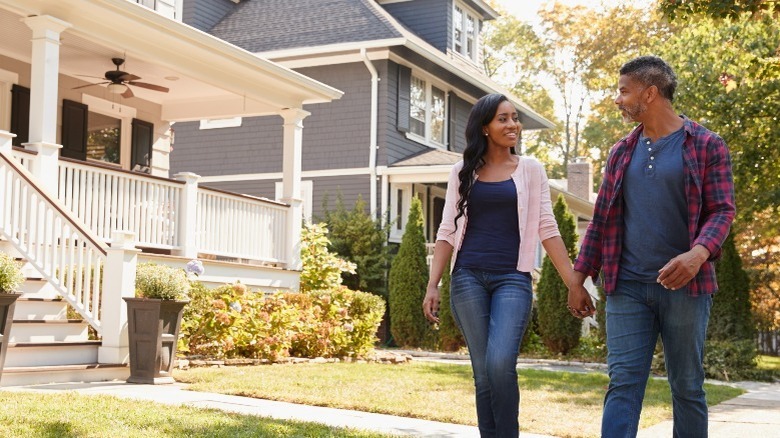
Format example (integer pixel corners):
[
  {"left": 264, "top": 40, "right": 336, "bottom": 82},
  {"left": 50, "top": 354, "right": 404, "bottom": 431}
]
[
  {"left": 567, "top": 284, "right": 596, "bottom": 319},
  {"left": 422, "top": 284, "right": 441, "bottom": 324},
  {"left": 657, "top": 245, "right": 710, "bottom": 290}
]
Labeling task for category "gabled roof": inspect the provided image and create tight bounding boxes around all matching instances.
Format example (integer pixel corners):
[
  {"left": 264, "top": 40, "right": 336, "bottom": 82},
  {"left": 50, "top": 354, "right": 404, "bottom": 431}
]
[
  {"left": 391, "top": 148, "right": 462, "bottom": 167},
  {"left": 210, "top": 0, "right": 402, "bottom": 53},
  {"left": 209, "top": 0, "right": 554, "bottom": 130}
]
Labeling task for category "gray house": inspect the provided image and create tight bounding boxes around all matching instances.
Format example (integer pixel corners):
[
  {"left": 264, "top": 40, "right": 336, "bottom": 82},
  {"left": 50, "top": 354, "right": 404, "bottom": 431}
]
[{"left": 170, "top": 0, "right": 557, "bottom": 245}]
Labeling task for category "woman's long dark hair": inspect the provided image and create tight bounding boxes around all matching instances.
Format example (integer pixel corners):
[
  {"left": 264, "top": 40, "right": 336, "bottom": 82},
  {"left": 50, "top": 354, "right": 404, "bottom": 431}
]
[{"left": 454, "top": 93, "right": 516, "bottom": 229}]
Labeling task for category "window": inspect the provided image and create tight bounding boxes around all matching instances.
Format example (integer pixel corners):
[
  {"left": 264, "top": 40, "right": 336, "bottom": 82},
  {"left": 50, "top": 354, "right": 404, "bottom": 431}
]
[
  {"left": 452, "top": 1, "right": 479, "bottom": 62},
  {"left": 408, "top": 75, "right": 447, "bottom": 146},
  {"left": 87, "top": 111, "right": 121, "bottom": 164}
]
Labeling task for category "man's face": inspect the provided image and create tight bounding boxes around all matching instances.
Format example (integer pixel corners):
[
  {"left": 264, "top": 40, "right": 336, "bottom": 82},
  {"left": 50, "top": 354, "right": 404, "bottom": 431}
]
[{"left": 615, "top": 75, "right": 648, "bottom": 123}]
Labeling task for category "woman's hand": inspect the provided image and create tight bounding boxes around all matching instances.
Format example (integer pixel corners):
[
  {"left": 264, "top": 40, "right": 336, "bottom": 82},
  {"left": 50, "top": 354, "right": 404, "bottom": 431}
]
[
  {"left": 567, "top": 284, "right": 596, "bottom": 319},
  {"left": 422, "top": 284, "right": 441, "bottom": 323}
]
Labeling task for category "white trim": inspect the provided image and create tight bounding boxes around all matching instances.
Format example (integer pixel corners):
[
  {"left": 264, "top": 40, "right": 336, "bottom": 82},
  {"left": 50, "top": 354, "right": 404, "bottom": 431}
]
[
  {"left": 199, "top": 117, "right": 243, "bottom": 130},
  {"left": 256, "top": 39, "right": 406, "bottom": 60},
  {"left": 198, "top": 167, "right": 373, "bottom": 183},
  {"left": 453, "top": 1, "right": 481, "bottom": 64},
  {"left": 408, "top": 71, "right": 448, "bottom": 148},
  {"left": 389, "top": 183, "right": 412, "bottom": 241},
  {"left": 388, "top": 53, "right": 481, "bottom": 105},
  {"left": 0, "top": 68, "right": 19, "bottom": 131},
  {"left": 275, "top": 180, "right": 313, "bottom": 223}
]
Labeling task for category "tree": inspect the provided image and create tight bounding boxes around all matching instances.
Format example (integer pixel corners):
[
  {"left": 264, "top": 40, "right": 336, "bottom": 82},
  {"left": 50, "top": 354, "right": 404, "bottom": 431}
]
[
  {"left": 299, "top": 223, "right": 355, "bottom": 293},
  {"left": 710, "top": 233, "right": 755, "bottom": 342},
  {"left": 437, "top": 261, "right": 465, "bottom": 351},
  {"left": 660, "top": 0, "right": 778, "bottom": 20},
  {"left": 323, "top": 195, "right": 389, "bottom": 298},
  {"left": 536, "top": 194, "right": 581, "bottom": 354},
  {"left": 388, "top": 197, "right": 431, "bottom": 348}
]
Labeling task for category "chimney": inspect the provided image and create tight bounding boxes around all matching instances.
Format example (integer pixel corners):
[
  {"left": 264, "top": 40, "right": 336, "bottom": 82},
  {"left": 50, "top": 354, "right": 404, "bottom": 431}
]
[{"left": 567, "top": 157, "right": 593, "bottom": 200}]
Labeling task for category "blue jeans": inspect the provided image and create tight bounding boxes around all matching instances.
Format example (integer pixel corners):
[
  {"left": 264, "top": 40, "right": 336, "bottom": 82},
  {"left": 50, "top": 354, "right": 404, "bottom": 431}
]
[
  {"left": 450, "top": 268, "right": 533, "bottom": 438},
  {"left": 602, "top": 280, "right": 712, "bottom": 438}
]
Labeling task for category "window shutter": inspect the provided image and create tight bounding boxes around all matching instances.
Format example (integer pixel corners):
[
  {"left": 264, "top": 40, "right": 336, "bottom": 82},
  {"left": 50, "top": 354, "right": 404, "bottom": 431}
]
[
  {"left": 61, "top": 99, "right": 88, "bottom": 160},
  {"left": 448, "top": 91, "right": 457, "bottom": 151},
  {"left": 131, "top": 118, "right": 153, "bottom": 173},
  {"left": 396, "top": 64, "right": 411, "bottom": 133},
  {"left": 10, "top": 84, "right": 30, "bottom": 146}
]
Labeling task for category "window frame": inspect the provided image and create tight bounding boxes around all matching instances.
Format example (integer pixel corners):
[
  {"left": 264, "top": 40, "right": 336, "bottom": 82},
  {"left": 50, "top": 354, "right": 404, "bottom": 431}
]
[
  {"left": 452, "top": 1, "right": 480, "bottom": 63},
  {"left": 405, "top": 72, "right": 448, "bottom": 149}
]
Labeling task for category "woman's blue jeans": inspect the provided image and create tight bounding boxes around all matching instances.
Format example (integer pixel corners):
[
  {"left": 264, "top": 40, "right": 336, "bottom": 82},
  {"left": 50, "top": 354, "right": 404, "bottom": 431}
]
[
  {"left": 450, "top": 268, "right": 533, "bottom": 438},
  {"left": 602, "top": 280, "right": 712, "bottom": 438}
]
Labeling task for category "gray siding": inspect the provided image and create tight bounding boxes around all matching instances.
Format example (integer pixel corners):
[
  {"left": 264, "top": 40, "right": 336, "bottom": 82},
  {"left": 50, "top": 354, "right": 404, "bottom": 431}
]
[
  {"left": 452, "top": 94, "right": 471, "bottom": 153},
  {"left": 381, "top": 0, "right": 450, "bottom": 53},
  {"left": 182, "top": 0, "right": 237, "bottom": 32}
]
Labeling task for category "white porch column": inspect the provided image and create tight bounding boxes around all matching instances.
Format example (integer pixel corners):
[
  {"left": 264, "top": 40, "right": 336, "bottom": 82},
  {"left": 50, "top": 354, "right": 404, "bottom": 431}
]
[
  {"left": 0, "top": 130, "right": 14, "bottom": 154},
  {"left": 173, "top": 172, "right": 200, "bottom": 259},
  {"left": 21, "top": 15, "right": 71, "bottom": 194},
  {"left": 280, "top": 108, "right": 310, "bottom": 272},
  {"left": 98, "top": 231, "right": 139, "bottom": 364}
]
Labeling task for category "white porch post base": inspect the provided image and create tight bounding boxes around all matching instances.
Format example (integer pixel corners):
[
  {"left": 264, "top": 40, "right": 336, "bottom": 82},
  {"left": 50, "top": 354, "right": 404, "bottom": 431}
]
[
  {"left": 173, "top": 172, "right": 200, "bottom": 259},
  {"left": 0, "top": 130, "right": 14, "bottom": 154},
  {"left": 22, "top": 141, "right": 62, "bottom": 195},
  {"left": 98, "top": 231, "right": 139, "bottom": 364}
]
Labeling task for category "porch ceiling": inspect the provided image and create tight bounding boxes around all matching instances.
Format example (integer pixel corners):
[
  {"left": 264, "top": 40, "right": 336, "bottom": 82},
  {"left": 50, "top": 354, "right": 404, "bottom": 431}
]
[{"left": 0, "top": 0, "right": 342, "bottom": 121}]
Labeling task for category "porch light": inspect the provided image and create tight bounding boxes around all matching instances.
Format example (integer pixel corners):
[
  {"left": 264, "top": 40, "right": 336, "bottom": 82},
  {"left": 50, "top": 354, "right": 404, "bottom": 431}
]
[{"left": 107, "top": 83, "right": 127, "bottom": 94}]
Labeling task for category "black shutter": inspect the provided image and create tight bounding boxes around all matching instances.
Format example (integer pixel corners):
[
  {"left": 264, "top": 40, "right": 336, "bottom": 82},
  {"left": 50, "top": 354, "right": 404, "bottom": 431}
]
[
  {"left": 396, "top": 64, "right": 411, "bottom": 133},
  {"left": 61, "top": 99, "right": 88, "bottom": 160},
  {"left": 131, "top": 118, "right": 153, "bottom": 173},
  {"left": 448, "top": 91, "right": 457, "bottom": 151},
  {"left": 10, "top": 84, "right": 30, "bottom": 146}
]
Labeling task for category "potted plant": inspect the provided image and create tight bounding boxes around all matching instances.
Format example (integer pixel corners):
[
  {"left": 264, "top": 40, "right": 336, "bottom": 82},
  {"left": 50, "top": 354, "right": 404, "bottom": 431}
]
[
  {"left": 124, "top": 261, "right": 194, "bottom": 384},
  {"left": 0, "top": 251, "right": 24, "bottom": 381}
]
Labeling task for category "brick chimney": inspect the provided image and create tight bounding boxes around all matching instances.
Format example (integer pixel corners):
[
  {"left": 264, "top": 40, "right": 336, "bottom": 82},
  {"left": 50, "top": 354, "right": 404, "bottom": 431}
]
[{"left": 567, "top": 157, "right": 593, "bottom": 201}]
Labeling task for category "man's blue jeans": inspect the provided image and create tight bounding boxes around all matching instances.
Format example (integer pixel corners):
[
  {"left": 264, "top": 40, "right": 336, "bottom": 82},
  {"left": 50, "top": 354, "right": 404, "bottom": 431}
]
[
  {"left": 602, "top": 280, "right": 712, "bottom": 438},
  {"left": 450, "top": 268, "right": 533, "bottom": 438}
]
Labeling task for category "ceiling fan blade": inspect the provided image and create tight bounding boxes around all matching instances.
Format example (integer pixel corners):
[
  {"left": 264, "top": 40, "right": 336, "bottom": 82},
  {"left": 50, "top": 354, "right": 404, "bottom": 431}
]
[
  {"left": 118, "top": 73, "right": 141, "bottom": 82},
  {"left": 121, "top": 87, "right": 134, "bottom": 99},
  {"left": 76, "top": 74, "right": 109, "bottom": 80},
  {"left": 127, "top": 81, "right": 169, "bottom": 93},
  {"left": 72, "top": 82, "right": 108, "bottom": 90}
]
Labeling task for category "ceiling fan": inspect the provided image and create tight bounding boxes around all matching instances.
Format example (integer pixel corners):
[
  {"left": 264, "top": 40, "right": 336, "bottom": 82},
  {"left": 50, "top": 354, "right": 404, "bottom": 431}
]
[{"left": 73, "top": 57, "right": 169, "bottom": 98}]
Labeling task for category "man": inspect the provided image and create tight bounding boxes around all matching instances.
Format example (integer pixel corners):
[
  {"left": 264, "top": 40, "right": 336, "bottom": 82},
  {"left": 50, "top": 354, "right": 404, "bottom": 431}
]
[{"left": 567, "top": 56, "right": 735, "bottom": 437}]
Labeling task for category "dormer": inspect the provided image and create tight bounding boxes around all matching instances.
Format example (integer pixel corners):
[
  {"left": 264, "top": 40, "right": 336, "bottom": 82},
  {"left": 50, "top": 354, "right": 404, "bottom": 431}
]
[
  {"left": 131, "top": 0, "right": 181, "bottom": 21},
  {"left": 377, "top": 0, "right": 498, "bottom": 65}
]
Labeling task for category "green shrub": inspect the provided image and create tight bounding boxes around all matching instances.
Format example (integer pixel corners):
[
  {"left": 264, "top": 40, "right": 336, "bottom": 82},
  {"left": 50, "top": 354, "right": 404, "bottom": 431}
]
[
  {"left": 299, "top": 223, "right": 356, "bottom": 293},
  {"left": 536, "top": 194, "right": 581, "bottom": 354},
  {"left": 388, "top": 197, "right": 432, "bottom": 348},
  {"left": 711, "top": 233, "right": 755, "bottom": 342},
  {"left": 437, "top": 263, "right": 465, "bottom": 351},
  {"left": 135, "top": 262, "right": 190, "bottom": 300},
  {"left": 704, "top": 340, "right": 776, "bottom": 381},
  {"left": 0, "top": 251, "right": 24, "bottom": 293}
]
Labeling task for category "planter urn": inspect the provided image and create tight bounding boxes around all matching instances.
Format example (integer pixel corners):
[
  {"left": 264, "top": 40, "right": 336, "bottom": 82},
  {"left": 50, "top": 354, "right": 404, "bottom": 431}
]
[
  {"left": 0, "top": 292, "right": 21, "bottom": 382},
  {"left": 123, "top": 297, "right": 188, "bottom": 384}
]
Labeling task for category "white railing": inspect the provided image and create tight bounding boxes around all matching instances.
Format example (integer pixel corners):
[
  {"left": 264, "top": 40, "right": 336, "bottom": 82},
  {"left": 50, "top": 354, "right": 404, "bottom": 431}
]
[
  {"left": 0, "top": 151, "right": 108, "bottom": 334},
  {"left": 197, "top": 187, "right": 288, "bottom": 264},
  {"left": 11, "top": 147, "right": 37, "bottom": 173},
  {"left": 58, "top": 159, "right": 183, "bottom": 250}
]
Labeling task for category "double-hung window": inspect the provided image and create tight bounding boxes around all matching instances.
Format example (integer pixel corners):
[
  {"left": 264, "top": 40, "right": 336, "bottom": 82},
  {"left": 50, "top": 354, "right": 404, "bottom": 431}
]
[
  {"left": 453, "top": 2, "right": 479, "bottom": 62},
  {"left": 409, "top": 75, "right": 447, "bottom": 147}
]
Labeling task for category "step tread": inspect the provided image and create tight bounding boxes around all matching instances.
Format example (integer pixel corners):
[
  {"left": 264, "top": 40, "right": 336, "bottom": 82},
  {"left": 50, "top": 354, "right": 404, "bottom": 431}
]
[
  {"left": 7, "top": 340, "right": 101, "bottom": 348},
  {"left": 17, "top": 297, "right": 64, "bottom": 302},
  {"left": 2, "top": 363, "right": 127, "bottom": 373},
  {"left": 12, "top": 319, "right": 84, "bottom": 324}
]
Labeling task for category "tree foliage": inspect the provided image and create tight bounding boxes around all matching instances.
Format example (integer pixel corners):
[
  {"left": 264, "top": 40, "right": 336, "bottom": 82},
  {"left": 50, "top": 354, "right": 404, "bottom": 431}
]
[
  {"left": 388, "top": 197, "right": 432, "bottom": 348},
  {"left": 299, "top": 223, "right": 356, "bottom": 293},
  {"left": 710, "top": 233, "right": 755, "bottom": 341},
  {"left": 536, "top": 195, "right": 581, "bottom": 354},
  {"left": 322, "top": 195, "right": 390, "bottom": 298},
  {"left": 661, "top": 0, "right": 778, "bottom": 21},
  {"left": 437, "top": 261, "right": 465, "bottom": 351}
]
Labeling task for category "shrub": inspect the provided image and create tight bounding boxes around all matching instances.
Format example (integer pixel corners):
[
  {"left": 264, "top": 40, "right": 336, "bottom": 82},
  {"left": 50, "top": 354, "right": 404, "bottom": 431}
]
[
  {"left": 299, "top": 223, "right": 356, "bottom": 293},
  {"left": 711, "top": 233, "right": 755, "bottom": 342},
  {"left": 536, "top": 194, "right": 581, "bottom": 355},
  {"left": 388, "top": 197, "right": 432, "bottom": 348},
  {"left": 704, "top": 340, "right": 776, "bottom": 381},
  {"left": 135, "top": 262, "right": 190, "bottom": 300},
  {"left": 438, "top": 263, "right": 465, "bottom": 351},
  {"left": 0, "top": 251, "right": 24, "bottom": 293}
]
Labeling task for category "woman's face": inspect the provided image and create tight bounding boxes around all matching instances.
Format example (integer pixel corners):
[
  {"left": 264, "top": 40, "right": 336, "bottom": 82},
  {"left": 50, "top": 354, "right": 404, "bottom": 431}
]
[{"left": 483, "top": 100, "right": 521, "bottom": 149}]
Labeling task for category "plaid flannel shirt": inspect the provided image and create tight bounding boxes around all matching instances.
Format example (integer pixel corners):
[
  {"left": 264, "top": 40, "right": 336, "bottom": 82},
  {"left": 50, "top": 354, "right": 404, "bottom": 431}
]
[{"left": 574, "top": 116, "right": 735, "bottom": 296}]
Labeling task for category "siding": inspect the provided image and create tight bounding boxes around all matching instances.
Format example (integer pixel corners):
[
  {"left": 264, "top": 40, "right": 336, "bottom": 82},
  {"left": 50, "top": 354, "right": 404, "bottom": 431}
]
[
  {"left": 452, "top": 94, "right": 471, "bottom": 153},
  {"left": 182, "top": 0, "right": 237, "bottom": 32},
  {"left": 381, "top": 0, "right": 450, "bottom": 53}
]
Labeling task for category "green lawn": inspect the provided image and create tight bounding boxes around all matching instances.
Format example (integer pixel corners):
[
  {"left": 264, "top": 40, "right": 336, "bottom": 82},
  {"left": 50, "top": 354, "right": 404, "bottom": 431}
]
[
  {"left": 757, "top": 354, "right": 780, "bottom": 371},
  {"left": 0, "top": 391, "right": 393, "bottom": 438},
  {"left": 176, "top": 361, "right": 744, "bottom": 438}
]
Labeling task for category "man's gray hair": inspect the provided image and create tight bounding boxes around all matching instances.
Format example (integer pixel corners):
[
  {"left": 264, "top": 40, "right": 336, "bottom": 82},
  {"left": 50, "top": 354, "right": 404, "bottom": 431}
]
[{"left": 619, "top": 56, "right": 677, "bottom": 102}]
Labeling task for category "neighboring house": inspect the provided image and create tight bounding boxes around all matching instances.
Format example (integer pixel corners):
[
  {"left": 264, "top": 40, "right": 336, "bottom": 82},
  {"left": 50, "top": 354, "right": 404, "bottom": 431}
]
[
  {"left": 0, "top": 0, "right": 341, "bottom": 385},
  {"left": 171, "top": 0, "right": 597, "bottom": 250}
]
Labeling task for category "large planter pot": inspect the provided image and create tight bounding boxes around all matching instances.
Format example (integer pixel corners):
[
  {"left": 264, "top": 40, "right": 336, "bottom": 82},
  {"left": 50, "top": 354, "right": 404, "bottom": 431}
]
[
  {"left": 0, "top": 292, "right": 21, "bottom": 383},
  {"left": 123, "top": 297, "right": 188, "bottom": 384}
]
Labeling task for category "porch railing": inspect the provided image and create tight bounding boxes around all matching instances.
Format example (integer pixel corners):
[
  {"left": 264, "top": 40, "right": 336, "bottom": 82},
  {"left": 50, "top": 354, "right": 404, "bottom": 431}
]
[
  {"left": 0, "top": 150, "right": 108, "bottom": 334},
  {"left": 11, "top": 147, "right": 37, "bottom": 173},
  {"left": 197, "top": 187, "right": 288, "bottom": 264}
]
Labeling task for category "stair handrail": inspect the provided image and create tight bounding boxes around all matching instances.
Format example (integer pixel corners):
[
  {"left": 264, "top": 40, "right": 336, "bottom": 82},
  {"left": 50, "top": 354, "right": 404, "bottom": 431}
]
[{"left": 0, "top": 149, "right": 109, "bottom": 335}]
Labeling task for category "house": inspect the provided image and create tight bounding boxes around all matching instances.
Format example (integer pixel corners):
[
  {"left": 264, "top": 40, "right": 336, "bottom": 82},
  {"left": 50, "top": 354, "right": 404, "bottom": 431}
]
[
  {"left": 170, "top": 0, "right": 595, "bottom": 259},
  {"left": 0, "top": 0, "right": 341, "bottom": 385}
]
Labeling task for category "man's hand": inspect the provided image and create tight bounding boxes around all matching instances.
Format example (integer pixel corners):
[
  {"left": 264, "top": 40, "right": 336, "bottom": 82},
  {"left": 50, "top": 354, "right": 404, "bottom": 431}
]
[
  {"left": 657, "top": 245, "right": 710, "bottom": 290},
  {"left": 422, "top": 285, "right": 441, "bottom": 323},
  {"left": 567, "top": 284, "right": 596, "bottom": 319}
]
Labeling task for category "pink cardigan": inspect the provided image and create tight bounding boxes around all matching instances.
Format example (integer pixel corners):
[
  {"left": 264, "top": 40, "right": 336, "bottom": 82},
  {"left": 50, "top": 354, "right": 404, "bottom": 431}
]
[{"left": 436, "top": 157, "right": 561, "bottom": 273}]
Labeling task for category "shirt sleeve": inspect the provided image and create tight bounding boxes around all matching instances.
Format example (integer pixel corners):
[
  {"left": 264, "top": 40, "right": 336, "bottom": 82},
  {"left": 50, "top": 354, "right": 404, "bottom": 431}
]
[
  {"left": 692, "top": 135, "right": 736, "bottom": 261},
  {"left": 573, "top": 148, "right": 616, "bottom": 278},
  {"left": 436, "top": 161, "right": 462, "bottom": 246},
  {"left": 536, "top": 160, "right": 561, "bottom": 241}
]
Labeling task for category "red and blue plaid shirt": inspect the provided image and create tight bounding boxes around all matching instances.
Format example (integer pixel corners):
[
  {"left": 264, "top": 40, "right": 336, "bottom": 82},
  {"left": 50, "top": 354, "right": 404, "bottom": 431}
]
[{"left": 574, "top": 117, "right": 735, "bottom": 296}]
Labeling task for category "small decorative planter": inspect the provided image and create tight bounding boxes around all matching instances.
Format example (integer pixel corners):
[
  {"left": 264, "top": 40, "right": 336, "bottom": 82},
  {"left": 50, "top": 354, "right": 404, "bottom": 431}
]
[
  {"left": 0, "top": 292, "right": 21, "bottom": 382},
  {"left": 124, "top": 297, "right": 188, "bottom": 384}
]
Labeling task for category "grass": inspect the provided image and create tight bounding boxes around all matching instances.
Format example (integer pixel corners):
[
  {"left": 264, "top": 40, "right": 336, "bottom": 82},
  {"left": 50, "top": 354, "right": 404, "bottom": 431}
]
[
  {"left": 0, "top": 391, "right": 394, "bottom": 438},
  {"left": 176, "top": 361, "right": 744, "bottom": 438},
  {"left": 757, "top": 354, "right": 780, "bottom": 371}
]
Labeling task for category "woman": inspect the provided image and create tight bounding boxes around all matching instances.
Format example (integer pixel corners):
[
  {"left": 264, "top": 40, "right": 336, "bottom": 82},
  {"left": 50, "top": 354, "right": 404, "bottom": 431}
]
[{"left": 422, "top": 93, "right": 593, "bottom": 437}]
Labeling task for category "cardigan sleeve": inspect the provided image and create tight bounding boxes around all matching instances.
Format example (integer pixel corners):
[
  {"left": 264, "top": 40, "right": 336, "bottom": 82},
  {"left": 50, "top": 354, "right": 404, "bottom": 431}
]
[{"left": 436, "top": 161, "right": 463, "bottom": 246}]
